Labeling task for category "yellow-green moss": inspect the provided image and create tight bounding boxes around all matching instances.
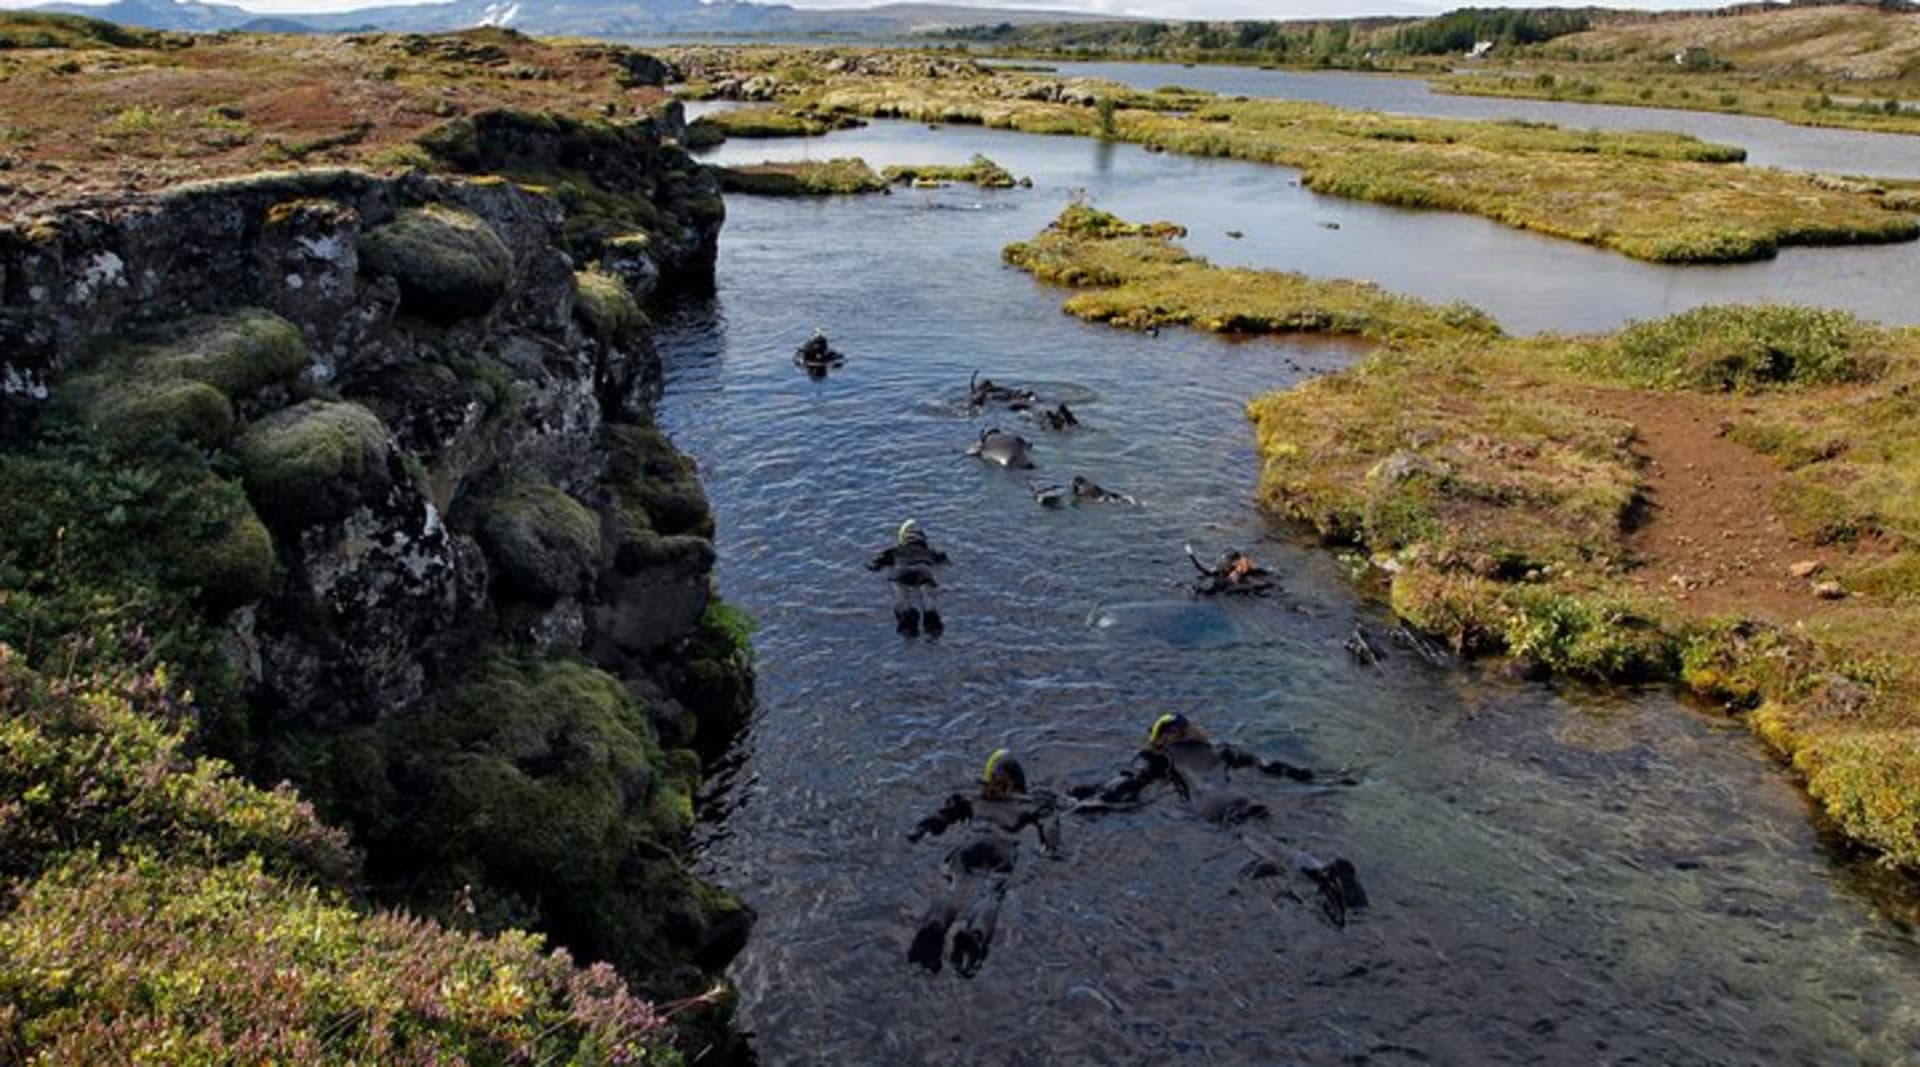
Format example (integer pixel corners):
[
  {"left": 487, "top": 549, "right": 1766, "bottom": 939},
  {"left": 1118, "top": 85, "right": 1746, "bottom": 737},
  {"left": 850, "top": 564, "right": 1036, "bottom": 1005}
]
[
  {"left": 69, "top": 377, "right": 235, "bottom": 449},
  {"left": 1007, "top": 206, "right": 1500, "bottom": 345},
  {"left": 881, "top": 154, "right": 1021, "bottom": 188},
  {"left": 123, "top": 308, "right": 311, "bottom": 400},
  {"left": 573, "top": 269, "right": 647, "bottom": 345},
  {"left": 716, "top": 158, "right": 886, "bottom": 196},
  {"left": 359, "top": 204, "right": 513, "bottom": 322},
  {"left": 237, "top": 400, "right": 391, "bottom": 527}
]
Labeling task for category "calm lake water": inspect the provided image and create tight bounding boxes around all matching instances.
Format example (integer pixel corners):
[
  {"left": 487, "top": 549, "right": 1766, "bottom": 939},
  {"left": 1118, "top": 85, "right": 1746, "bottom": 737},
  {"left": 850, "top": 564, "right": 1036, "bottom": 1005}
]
[
  {"left": 1022, "top": 60, "right": 1920, "bottom": 179},
  {"left": 660, "top": 121, "right": 1920, "bottom": 1065}
]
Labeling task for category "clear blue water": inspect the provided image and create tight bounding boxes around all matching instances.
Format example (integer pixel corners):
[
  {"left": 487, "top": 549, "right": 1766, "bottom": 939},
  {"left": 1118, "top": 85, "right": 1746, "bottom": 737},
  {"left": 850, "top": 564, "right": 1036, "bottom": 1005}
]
[
  {"left": 659, "top": 123, "right": 1920, "bottom": 1065},
  {"left": 1015, "top": 60, "right": 1920, "bottom": 180}
]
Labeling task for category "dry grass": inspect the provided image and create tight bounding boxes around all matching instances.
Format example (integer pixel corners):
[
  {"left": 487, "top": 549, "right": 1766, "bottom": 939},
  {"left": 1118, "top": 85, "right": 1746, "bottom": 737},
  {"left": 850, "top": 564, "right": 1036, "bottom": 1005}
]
[
  {"left": 1437, "top": 4, "right": 1920, "bottom": 135},
  {"left": 0, "top": 27, "right": 672, "bottom": 212}
]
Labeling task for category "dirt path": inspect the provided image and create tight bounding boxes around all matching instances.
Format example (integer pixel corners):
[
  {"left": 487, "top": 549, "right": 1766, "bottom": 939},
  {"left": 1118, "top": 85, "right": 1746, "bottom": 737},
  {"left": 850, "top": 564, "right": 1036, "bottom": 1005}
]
[{"left": 1576, "top": 387, "right": 1858, "bottom": 624}]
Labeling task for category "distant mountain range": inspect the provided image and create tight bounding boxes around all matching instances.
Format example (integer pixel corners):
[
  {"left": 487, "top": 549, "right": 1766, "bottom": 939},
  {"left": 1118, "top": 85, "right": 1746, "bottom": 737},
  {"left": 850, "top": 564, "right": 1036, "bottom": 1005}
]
[{"left": 29, "top": 0, "right": 1120, "bottom": 37}]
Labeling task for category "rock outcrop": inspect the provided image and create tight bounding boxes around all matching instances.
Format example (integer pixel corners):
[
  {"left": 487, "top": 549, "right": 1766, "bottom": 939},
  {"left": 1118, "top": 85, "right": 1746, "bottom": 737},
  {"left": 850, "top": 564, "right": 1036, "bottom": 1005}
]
[{"left": 0, "top": 118, "right": 750, "bottom": 1000}]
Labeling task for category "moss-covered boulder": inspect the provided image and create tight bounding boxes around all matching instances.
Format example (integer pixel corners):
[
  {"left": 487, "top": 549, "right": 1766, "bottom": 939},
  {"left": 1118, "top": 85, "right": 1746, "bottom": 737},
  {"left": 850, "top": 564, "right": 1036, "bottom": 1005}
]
[
  {"left": 572, "top": 269, "right": 646, "bottom": 346},
  {"left": 68, "top": 376, "right": 235, "bottom": 448},
  {"left": 473, "top": 480, "right": 602, "bottom": 602},
  {"left": 602, "top": 421, "right": 713, "bottom": 540},
  {"left": 173, "top": 495, "right": 277, "bottom": 612},
  {"left": 359, "top": 205, "right": 513, "bottom": 323},
  {"left": 237, "top": 400, "right": 392, "bottom": 528},
  {"left": 128, "top": 309, "right": 310, "bottom": 400},
  {"left": 294, "top": 652, "right": 750, "bottom": 984}
]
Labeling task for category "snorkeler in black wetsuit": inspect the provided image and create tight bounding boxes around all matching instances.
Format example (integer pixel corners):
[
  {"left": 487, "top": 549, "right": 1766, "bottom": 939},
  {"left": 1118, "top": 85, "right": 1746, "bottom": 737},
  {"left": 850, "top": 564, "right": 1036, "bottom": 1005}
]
[
  {"left": 1185, "top": 544, "right": 1275, "bottom": 597},
  {"left": 794, "top": 328, "right": 845, "bottom": 377},
  {"left": 907, "top": 749, "right": 1062, "bottom": 977},
  {"left": 1073, "top": 714, "right": 1368, "bottom": 927},
  {"left": 867, "top": 519, "right": 951, "bottom": 636}
]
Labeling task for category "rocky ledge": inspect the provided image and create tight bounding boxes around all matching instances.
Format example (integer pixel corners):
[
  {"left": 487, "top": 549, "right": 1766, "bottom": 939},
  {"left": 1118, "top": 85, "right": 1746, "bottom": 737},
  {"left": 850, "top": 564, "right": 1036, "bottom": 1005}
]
[{"left": 0, "top": 113, "right": 752, "bottom": 1012}]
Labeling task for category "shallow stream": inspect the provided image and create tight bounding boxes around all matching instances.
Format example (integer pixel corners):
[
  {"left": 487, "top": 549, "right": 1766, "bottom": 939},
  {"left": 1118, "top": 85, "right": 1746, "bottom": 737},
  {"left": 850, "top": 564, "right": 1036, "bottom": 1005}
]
[{"left": 659, "top": 120, "right": 1920, "bottom": 1065}]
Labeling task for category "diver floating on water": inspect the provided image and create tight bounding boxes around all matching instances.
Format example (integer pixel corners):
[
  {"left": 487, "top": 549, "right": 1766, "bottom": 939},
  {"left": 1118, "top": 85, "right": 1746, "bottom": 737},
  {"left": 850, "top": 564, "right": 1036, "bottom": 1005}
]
[
  {"left": 1185, "top": 543, "right": 1275, "bottom": 596},
  {"left": 867, "top": 518, "right": 950, "bottom": 636},
  {"left": 793, "top": 327, "right": 846, "bottom": 377},
  {"left": 908, "top": 749, "right": 1062, "bottom": 977},
  {"left": 1072, "top": 713, "right": 1368, "bottom": 927},
  {"left": 1029, "top": 474, "right": 1138, "bottom": 509},
  {"left": 968, "top": 427, "right": 1036, "bottom": 469},
  {"left": 968, "top": 370, "right": 1038, "bottom": 411}
]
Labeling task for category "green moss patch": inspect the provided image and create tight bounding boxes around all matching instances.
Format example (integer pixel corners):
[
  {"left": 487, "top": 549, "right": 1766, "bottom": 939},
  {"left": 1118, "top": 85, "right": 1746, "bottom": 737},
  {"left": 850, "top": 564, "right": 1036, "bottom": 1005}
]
[
  {"left": 1571, "top": 305, "right": 1893, "bottom": 392},
  {"left": 472, "top": 479, "right": 602, "bottom": 601},
  {"left": 1007, "top": 205, "right": 1501, "bottom": 345},
  {"left": 573, "top": 269, "right": 647, "bottom": 345},
  {"left": 359, "top": 204, "right": 513, "bottom": 322},
  {"left": 237, "top": 400, "right": 392, "bottom": 528},
  {"left": 67, "top": 376, "right": 235, "bottom": 449},
  {"left": 881, "top": 154, "right": 1022, "bottom": 188},
  {"left": 716, "top": 158, "right": 886, "bottom": 196},
  {"left": 120, "top": 309, "right": 312, "bottom": 400}
]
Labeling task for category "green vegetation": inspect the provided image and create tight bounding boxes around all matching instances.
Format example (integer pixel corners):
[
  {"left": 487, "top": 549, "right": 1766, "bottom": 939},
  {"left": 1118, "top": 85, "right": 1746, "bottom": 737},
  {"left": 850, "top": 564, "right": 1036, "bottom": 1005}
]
[
  {"left": 716, "top": 158, "right": 887, "bottom": 195},
  {"left": 359, "top": 205, "right": 514, "bottom": 322},
  {"left": 682, "top": 105, "right": 859, "bottom": 149},
  {"left": 472, "top": 480, "right": 604, "bottom": 601},
  {"left": 1570, "top": 305, "right": 1894, "bottom": 392},
  {"left": 670, "top": 48, "right": 1914, "bottom": 264},
  {"left": 0, "top": 650, "right": 674, "bottom": 1064},
  {"left": 284, "top": 651, "right": 732, "bottom": 984},
  {"left": 0, "top": 11, "right": 167, "bottom": 49},
  {"left": 1392, "top": 7, "right": 1591, "bottom": 55},
  {"left": 237, "top": 400, "right": 392, "bottom": 528},
  {"left": 1435, "top": 71, "right": 1920, "bottom": 137},
  {"left": 881, "top": 154, "right": 1023, "bottom": 188},
  {"left": 1236, "top": 300, "right": 1920, "bottom": 868},
  {"left": 575, "top": 268, "right": 648, "bottom": 345},
  {"left": 1005, "top": 204, "right": 1500, "bottom": 344}
]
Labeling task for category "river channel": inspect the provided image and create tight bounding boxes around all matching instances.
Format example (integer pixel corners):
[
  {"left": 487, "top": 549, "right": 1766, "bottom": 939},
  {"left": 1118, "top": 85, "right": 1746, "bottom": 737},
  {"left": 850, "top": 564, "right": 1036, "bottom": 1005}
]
[{"left": 659, "top": 118, "right": 1920, "bottom": 1065}]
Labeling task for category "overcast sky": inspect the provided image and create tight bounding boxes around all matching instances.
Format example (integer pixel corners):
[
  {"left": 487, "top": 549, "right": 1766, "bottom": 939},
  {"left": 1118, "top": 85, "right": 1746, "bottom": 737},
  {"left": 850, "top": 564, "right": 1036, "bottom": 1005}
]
[{"left": 0, "top": 0, "right": 1765, "bottom": 20}]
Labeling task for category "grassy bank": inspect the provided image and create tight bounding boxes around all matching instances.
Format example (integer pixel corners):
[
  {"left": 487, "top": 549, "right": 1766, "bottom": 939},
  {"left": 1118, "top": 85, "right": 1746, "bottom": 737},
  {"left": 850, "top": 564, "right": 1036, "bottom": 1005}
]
[
  {"left": 1004, "top": 203, "right": 1498, "bottom": 344},
  {"left": 1002, "top": 205, "right": 1920, "bottom": 868},
  {"left": 1246, "top": 304, "right": 1920, "bottom": 869},
  {"left": 716, "top": 157, "right": 887, "bottom": 194},
  {"left": 882, "top": 153, "right": 1023, "bottom": 188},
  {"left": 1434, "top": 71, "right": 1920, "bottom": 137},
  {"left": 665, "top": 46, "right": 1919, "bottom": 264}
]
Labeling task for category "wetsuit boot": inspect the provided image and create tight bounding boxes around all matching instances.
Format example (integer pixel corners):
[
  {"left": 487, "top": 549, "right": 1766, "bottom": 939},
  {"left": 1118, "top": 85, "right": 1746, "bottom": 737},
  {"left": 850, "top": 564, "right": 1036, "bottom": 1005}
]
[
  {"left": 950, "top": 881, "right": 1006, "bottom": 978},
  {"left": 895, "top": 606, "right": 921, "bottom": 636},
  {"left": 909, "top": 901, "right": 956, "bottom": 973},
  {"left": 922, "top": 608, "right": 944, "bottom": 636}
]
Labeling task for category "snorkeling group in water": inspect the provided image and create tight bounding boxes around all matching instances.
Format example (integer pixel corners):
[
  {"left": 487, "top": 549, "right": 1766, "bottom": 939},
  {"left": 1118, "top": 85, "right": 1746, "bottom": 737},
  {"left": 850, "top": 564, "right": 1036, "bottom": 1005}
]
[
  {"left": 794, "top": 330, "right": 1365, "bottom": 975},
  {"left": 907, "top": 716, "right": 1368, "bottom": 976}
]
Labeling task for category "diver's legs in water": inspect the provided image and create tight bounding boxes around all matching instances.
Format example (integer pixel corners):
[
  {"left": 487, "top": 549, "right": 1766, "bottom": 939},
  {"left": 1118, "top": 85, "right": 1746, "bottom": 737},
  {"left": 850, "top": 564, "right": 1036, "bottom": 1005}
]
[
  {"left": 920, "top": 588, "right": 943, "bottom": 636},
  {"left": 950, "top": 878, "right": 1007, "bottom": 978},
  {"left": 909, "top": 895, "right": 958, "bottom": 972},
  {"left": 891, "top": 584, "right": 920, "bottom": 636},
  {"left": 910, "top": 850, "right": 971, "bottom": 972},
  {"left": 1237, "top": 831, "right": 1368, "bottom": 928}
]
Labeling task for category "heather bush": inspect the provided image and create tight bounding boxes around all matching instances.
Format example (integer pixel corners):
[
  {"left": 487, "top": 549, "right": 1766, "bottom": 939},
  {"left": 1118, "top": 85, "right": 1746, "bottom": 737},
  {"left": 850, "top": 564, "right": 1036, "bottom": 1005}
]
[{"left": 0, "top": 854, "right": 676, "bottom": 1066}]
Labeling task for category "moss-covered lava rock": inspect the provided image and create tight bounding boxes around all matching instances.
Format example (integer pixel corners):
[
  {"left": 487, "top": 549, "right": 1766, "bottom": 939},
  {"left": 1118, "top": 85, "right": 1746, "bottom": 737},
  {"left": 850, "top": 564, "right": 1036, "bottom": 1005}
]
[
  {"left": 237, "top": 400, "right": 393, "bottom": 528},
  {"left": 472, "top": 479, "right": 602, "bottom": 602},
  {"left": 359, "top": 205, "right": 513, "bottom": 323}
]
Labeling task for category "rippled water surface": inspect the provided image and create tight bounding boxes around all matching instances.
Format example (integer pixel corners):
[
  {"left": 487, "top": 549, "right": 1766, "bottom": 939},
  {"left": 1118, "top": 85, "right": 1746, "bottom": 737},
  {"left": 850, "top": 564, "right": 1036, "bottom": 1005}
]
[
  {"left": 1015, "top": 60, "right": 1920, "bottom": 179},
  {"left": 658, "top": 124, "right": 1920, "bottom": 1066}
]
